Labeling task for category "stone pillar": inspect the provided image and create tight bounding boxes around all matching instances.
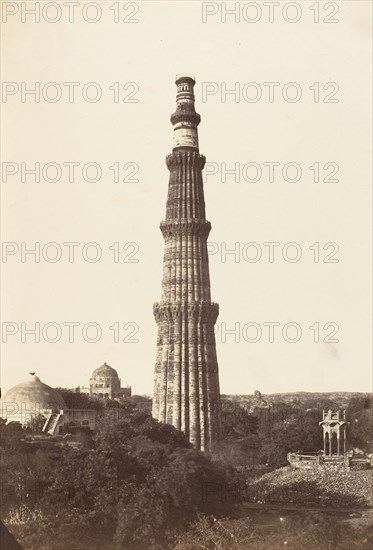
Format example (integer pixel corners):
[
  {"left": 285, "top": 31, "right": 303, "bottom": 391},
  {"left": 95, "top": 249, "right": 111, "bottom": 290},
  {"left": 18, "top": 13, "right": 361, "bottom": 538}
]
[
  {"left": 319, "top": 411, "right": 349, "bottom": 458},
  {"left": 343, "top": 425, "right": 347, "bottom": 454},
  {"left": 152, "top": 75, "right": 222, "bottom": 451}
]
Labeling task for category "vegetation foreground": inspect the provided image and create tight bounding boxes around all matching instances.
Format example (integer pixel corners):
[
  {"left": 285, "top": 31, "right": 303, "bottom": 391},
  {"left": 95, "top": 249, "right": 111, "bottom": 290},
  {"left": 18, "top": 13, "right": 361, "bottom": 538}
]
[{"left": 1, "top": 392, "right": 372, "bottom": 549}]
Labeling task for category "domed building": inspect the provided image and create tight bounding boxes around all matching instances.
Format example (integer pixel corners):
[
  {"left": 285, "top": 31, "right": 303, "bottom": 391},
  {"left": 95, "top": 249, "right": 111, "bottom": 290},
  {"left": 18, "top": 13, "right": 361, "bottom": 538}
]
[
  {"left": 1, "top": 373, "right": 96, "bottom": 435},
  {"left": 1, "top": 363, "right": 131, "bottom": 435},
  {"left": 1, "top": 373, "right": 66, "bottom": 426},
  {"left": 80, "top": 362, "right": 131, "bottom": 400}
]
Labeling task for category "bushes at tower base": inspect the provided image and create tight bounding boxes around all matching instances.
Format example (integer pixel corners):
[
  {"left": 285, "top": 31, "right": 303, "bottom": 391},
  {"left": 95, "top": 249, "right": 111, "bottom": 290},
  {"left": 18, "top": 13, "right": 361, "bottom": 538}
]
[
  {"left": 1, "top": 411, "right": 235, "bottom": 550},
  {"left": 113, "top": 447, "right": 230, "bottom": 550}
]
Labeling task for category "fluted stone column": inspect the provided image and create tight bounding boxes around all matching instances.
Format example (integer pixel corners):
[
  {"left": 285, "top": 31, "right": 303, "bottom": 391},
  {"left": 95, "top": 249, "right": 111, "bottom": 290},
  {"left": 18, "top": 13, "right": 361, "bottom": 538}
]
[
  {"left": 329, "top": 433, "right": 332, "bottom": 456},
  {"left": 152, "top": 75, "right": 222, "bottom": 451}
]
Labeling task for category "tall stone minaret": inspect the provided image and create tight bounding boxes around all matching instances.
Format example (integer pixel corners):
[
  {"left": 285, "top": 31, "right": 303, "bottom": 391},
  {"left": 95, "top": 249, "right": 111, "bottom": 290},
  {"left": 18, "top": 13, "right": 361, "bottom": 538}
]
[{"left": 152, "top": 74, "right": 222, "bottom": 451}]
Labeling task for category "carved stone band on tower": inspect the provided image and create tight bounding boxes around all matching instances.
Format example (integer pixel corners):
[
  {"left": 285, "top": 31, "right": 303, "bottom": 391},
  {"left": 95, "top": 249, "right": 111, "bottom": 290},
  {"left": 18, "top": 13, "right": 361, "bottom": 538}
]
[{"left": 152, "top": 75, "right": 222, "bottom": 452}]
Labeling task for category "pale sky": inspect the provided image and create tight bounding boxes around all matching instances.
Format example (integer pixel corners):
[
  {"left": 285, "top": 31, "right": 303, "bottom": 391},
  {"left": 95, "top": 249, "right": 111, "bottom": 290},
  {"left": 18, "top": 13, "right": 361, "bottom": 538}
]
[{"left": 1, "top": 1, "right": 372, "bottom": 396}]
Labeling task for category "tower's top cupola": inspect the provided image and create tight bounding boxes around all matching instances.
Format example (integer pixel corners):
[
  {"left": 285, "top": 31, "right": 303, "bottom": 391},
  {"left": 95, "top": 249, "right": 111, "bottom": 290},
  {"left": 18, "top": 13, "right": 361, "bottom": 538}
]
[
  {"left": 175, "top": 73, "right": 195, "bottom": 82},
  {"left": 171, "top": 74, "right": 200, "bottom": 150},
  {"left": 175, "top": 74, "right": 196, "bottom": 101}
]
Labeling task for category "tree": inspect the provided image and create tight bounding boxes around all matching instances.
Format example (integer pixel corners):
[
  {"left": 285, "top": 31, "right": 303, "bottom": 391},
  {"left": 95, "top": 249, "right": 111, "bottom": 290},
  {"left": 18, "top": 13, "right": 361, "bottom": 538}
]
[
  {"left": 347, "top": 396, "right": 373, "bottom": 452},
  {"left": 56, "top": 388, "right": 103, "bottom": 410}
]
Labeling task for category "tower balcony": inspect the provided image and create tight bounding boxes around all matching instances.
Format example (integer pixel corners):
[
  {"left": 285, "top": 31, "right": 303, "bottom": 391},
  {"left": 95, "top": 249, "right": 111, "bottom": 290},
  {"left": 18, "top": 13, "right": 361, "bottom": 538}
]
[
  {"left": 170, "top": 111, "right": 201, "bottom": 126},
  {"left": 153, "top": 301, "right": 219, "bottom": 323},
  {"left": 165, "top": 150, "right": 205, "bottom": 168},
  {"left": 160, "top": 219, "right": 211, "bottom": 238}
]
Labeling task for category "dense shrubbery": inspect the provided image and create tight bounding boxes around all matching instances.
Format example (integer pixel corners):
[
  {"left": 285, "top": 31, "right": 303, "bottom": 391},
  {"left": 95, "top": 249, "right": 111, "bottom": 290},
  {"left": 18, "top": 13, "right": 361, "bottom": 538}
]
[
  {"left": 217, "top": 398, "right": 323, "bottom": 468},
  {"left": 1, "top": 393, "right": 372, "bottom": 549},
  {"left": 55, "top": 388, "right": 152, "bottom": 414},
  {"left": 219, "top": 395, "right": 372, "bottom": 469},
  {"left": 1, "top": 401, "right": 235, "bottom": 550},
  {"left": 347, "top": 396, "right": 373, "bottom": 452},
  {"left": 257, "top": 407, "right": 323, "bottom": 467}
]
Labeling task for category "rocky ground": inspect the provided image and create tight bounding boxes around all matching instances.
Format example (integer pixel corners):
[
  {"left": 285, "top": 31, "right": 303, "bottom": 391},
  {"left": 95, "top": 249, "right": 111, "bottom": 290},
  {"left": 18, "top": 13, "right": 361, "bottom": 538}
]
[{"left": 244, "top": 466, "right": 373, "bottom": 508}]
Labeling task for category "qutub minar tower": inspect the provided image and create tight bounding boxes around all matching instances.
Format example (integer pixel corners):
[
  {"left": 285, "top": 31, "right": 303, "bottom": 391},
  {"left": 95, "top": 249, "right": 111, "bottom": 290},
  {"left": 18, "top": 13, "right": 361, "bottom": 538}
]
[{"left": 152, "top": 74, "right": 222, "bottom": 451}]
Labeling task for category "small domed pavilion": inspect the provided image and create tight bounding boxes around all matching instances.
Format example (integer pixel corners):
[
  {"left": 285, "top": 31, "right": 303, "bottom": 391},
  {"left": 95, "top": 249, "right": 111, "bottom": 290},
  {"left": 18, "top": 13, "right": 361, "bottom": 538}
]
[{"left": 80, "top": 362, "right": 131, "bottom": 400}]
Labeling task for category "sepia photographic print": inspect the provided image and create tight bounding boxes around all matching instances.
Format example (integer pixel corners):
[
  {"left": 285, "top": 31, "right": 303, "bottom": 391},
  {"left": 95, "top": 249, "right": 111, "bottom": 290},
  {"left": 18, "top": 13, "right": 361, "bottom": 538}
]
[{"left": 1, "top": 2, "right": 372, "bottom": 549}]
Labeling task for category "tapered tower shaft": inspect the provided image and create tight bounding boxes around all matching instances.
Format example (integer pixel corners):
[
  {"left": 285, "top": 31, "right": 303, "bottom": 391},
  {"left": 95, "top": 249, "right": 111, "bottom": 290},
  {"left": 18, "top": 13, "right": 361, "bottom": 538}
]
[{"left": 152, "top": 75, "right": 222, "bottom": 452}]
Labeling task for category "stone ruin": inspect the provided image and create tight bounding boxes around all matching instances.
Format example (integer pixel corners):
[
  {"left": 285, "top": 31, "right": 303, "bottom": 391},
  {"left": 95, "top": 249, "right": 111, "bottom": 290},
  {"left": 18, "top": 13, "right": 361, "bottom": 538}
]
[{"left": 287, "top": 409, "right": 373, "bottom": 470}]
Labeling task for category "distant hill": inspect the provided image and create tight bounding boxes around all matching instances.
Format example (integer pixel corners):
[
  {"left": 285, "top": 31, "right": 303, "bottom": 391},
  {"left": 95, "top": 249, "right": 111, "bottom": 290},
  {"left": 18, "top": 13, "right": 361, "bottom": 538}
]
[{"left": 222, "top": 392, "right": 371, "bottom": 410}]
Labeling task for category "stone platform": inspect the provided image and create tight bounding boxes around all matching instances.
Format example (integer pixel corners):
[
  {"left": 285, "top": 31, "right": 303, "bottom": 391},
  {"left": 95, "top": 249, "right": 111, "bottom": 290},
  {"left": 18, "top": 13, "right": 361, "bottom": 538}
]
[{"left": 287, "top": 452, "right": 373, "bottom": 470}]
